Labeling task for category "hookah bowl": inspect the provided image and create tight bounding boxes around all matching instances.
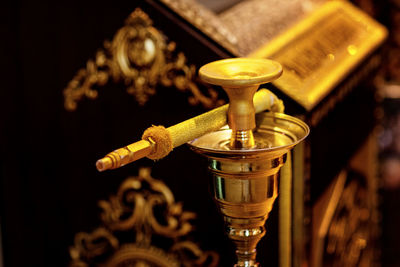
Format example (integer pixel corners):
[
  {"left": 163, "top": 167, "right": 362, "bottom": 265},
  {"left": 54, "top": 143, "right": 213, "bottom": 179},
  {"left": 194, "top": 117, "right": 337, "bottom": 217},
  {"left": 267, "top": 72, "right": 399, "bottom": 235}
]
[{"left": 188, "top": 58, "right": 309, "bottom": 267}]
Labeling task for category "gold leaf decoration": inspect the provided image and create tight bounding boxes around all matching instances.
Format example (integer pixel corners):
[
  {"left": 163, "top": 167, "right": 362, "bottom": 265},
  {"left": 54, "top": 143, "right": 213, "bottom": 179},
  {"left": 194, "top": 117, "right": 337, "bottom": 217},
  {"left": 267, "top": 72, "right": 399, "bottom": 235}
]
[
  {"left": 63, "top": 8, "right": 224, "bottom": 111},
  {"left": 324, "top": 171, "right": 374, "bottom": 266},
  {"left": 69, "top": 168, "right": 219, "bottom": 267}
]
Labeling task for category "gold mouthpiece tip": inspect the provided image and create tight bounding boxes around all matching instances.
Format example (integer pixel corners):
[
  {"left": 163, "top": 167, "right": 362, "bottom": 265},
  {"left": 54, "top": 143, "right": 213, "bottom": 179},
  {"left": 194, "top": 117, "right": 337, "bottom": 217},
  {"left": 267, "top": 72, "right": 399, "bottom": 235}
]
[{"left": 96, "top": 157, "right": 112, "bottom": 172}]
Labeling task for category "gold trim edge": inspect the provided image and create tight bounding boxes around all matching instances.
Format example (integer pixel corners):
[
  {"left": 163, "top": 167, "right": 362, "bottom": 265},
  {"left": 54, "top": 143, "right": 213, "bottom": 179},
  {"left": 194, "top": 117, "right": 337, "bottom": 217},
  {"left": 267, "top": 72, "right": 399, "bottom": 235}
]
[
  {"left": 249, "top": 1, "right": 388, "bottom": 111},
  {"left": 63, "top": 8, "right": 224, "bottom": 112}
]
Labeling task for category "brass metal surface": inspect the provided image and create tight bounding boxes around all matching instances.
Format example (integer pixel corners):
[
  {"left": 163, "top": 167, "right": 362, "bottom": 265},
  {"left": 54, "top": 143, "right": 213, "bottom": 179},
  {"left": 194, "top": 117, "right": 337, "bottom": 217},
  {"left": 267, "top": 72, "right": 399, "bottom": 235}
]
[
  {"left": 96, "top": 88, "right": 284, "bottom": 171},
  {"left": 189, "top": 112, "right": 309, "bottom": 267},
  {"left": 189, "top": 112, "right": 309, "bottom": 156},
  {"left": 190, "top": 58, "right": 309, "bottom": 267},
  {"left": 96, "top": 139, "right": 155, "bottom": 171},
  {"left": 250, "top": 0, "right": 388, "bottom": 110},
  {"left": 198, "top": 58, "right": 283, "bottom": 87},
  {"left": 63, "top": 8, "right": 223, "bottom": 111},
  {"left": 70, "top": 168, "right": 219, "bottom": 267},
  {"left": 199, "top": 58, "right": 282, "bottom": 148},
  {"left": 292, "top": 141, "right": 307, "bottom": 267},
  {"left": 279, "top": 152, "right": 292, "bottom": 267}
]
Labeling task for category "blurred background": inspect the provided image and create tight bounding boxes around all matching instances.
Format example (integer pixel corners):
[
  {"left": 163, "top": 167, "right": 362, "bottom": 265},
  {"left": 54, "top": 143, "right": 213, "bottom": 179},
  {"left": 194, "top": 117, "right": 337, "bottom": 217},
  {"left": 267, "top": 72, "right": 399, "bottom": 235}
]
[{"left": 2, "top": 0, "right": 400, "bottom": 266}]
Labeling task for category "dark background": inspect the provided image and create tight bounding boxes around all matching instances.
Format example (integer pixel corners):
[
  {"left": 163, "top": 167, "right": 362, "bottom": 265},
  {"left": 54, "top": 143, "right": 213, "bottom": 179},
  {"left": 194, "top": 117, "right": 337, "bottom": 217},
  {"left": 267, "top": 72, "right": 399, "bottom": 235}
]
[
  {"left": 0, "top": 1, "right": 275, "bottom": 266},
  {"left": 0, "top": 1, "right": 210, "bottom": 266},
  {"left": 1, "top": 0, "right": 400, "bottom": 267}
]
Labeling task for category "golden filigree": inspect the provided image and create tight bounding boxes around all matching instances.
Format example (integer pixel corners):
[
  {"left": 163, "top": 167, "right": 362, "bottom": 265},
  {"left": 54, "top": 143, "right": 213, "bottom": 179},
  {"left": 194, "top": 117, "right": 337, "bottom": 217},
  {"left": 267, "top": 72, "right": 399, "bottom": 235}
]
[
  {"left": 69, "top": 168, "right": 219, "bottom": 267},
  {"left": 63, "top": 8, "right": 223, "bottom": 111},
  {"left": 324, "top": 171, "right": 373, "bottom": 266},
  {"left": 99, "top": 168, "right": 196, "bottom": 243}
]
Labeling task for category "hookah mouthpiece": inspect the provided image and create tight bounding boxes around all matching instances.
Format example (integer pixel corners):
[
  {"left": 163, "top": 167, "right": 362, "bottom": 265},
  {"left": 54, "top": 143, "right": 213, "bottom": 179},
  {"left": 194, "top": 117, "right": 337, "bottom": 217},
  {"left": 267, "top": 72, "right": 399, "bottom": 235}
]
[
  {"left": 96, "top": 88, "right": 284, "bottom": 171},
  {"left": 198, "top": 58, "right": 283, "bottom": 149},
  {"left": 189, "top": 58, "right": 309, "bottom": 267}
]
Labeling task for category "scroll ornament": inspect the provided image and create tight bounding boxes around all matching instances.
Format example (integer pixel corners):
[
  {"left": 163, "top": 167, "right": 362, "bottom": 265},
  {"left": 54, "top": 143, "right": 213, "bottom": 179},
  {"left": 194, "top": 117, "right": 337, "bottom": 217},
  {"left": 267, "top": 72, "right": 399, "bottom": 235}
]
[
  {"left": 69, "top": 168, "right": 219, "bottom": 267},
  {"left": 63, "top": 8, "right": 224, "bottom": 111},
  {"left": 324, "top": 172, "right": 374, "bottom": 266}
]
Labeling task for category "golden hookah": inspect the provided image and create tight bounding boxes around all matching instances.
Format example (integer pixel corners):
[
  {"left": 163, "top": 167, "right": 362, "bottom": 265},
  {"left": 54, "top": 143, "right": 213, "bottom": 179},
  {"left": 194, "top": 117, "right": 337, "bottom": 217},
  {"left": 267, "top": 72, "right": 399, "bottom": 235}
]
[{"left": 96, "top": 58, "right": 309, "bottom": 266}]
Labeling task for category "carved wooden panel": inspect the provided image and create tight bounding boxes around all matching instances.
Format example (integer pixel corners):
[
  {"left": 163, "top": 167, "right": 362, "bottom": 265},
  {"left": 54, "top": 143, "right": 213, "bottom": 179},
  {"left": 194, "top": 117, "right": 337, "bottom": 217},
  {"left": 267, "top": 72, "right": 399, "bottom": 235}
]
[
  {"left": 70, "top": 168, "right": 218, "bottom": 267},
  {"left": 63, "top": 8, "right": 224, "bottom": 112}
]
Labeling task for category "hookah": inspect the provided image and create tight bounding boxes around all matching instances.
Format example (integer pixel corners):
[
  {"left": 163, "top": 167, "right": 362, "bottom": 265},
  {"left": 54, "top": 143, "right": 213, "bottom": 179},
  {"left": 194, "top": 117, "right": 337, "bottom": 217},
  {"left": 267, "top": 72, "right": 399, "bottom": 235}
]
[{"left": 96, "top": 58, "right": 309, "bottom": 266}]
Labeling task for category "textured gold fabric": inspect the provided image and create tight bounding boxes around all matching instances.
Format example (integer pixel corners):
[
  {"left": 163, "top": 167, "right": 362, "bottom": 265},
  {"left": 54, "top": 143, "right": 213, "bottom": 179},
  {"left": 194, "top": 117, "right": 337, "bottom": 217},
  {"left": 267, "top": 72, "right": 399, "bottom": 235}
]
[
  {"left": 142, "top": 126, "right": 173, "bottom": 159},
  {"left": 141, "top": 89, "right": 284, "bottom": 160}
]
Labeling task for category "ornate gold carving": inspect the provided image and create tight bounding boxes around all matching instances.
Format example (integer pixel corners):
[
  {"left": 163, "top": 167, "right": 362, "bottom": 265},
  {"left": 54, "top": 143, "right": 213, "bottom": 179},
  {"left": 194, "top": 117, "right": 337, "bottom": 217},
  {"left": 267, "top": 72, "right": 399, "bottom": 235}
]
[
  {"left": 250, "top": 0, "right": 387, "bottom": 111},
  {"left": 63, "top": 8, "right": 223, "bottom": 111},
  {"left": 312, "top": 170, "right": 377, "bottom": 267},
  {"left": 69, "top": 168, "right": 219, "bottom": 267},
  {"left": 323, "top": 172, "right": 372, "bottom": 266}
]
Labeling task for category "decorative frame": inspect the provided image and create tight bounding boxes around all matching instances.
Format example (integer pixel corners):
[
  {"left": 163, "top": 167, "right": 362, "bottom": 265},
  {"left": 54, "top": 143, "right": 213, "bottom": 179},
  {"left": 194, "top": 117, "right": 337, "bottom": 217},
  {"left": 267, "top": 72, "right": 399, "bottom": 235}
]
[
  {"left": 69, "top": 168, "right": 219, "bottom": 267},
  {"left": 63, "top": 8, "right": 224, "bottom": 111}
]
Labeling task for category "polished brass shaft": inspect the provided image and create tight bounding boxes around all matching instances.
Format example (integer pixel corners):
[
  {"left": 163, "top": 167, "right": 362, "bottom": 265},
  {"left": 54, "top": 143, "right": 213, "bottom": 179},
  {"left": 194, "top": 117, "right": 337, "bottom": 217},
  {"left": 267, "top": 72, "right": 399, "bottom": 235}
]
[
  {"left": 96, "top": 139, "right": 155, "bottom": 171},
  {"left": 191, "top": 58, "right": 308, "bottom": 267},
  {"left": 210, "top": 154, "right": 284, "bottom": 267},
  {"left": 226, "top": 84, "right": 258, "bottom": 149},
  {"left": 96, "top": 88, "right": 284, "bottom": 171}
]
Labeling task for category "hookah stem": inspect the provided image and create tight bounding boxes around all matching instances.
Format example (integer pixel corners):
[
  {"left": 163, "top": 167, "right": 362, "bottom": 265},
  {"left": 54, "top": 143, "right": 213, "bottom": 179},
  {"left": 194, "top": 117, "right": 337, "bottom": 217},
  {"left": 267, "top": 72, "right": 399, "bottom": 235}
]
[{"left": 96, "top": 89, "right": 284, "bottom": 172}]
